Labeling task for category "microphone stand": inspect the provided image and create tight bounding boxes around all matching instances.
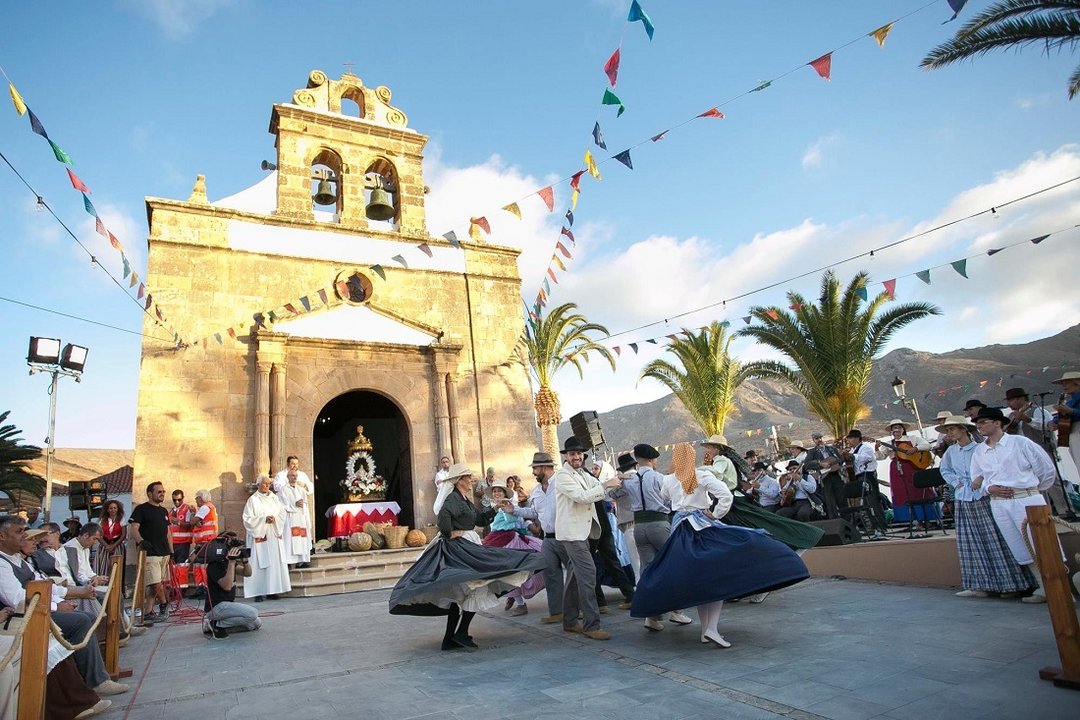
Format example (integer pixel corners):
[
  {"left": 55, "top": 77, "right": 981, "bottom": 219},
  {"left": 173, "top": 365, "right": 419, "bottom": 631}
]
[{"left": 1033, "top": 390, "right": 1078, "bottom": 521}]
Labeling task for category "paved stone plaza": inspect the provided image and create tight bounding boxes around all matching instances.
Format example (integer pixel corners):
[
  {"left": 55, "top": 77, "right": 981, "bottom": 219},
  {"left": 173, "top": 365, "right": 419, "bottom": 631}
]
[{"left": 103, "top": 578, "right": 1078, "bottom": 719}]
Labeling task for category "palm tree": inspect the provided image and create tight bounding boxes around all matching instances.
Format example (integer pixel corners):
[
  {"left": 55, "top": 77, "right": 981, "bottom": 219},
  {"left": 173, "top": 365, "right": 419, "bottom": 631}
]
[
  {"left": 921, "top": 0, "right": 1080, "bottom": 99},
  {"left": 738, "top": 271, "right": 941, "bottom": 439},
  {"left": 0, "top": 411, "right": 46, "bottom": 505},
  {"left": 640, "top": 321, "right": 752, "bottom": 437},
  {"left": 521, "top": 303, "right": 616, "bottom": 454}
]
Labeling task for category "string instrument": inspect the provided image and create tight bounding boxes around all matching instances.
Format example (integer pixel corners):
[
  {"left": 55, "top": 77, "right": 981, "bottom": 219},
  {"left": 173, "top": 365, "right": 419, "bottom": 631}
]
[
  {"left": 837, "top": 443, "right": 858, "bottom": 484},
  {"left": 779, "top": 470, "right": 801, "bottom": 507},
  {"left": 878, "top": 439, "right": 933, "bottom": 470},
  {"left": 1004, "top": 402, "right": 1033, "bottom": 435},
  {"left": 1058, "top": 393, "right": 1072, "bottom": 448}
]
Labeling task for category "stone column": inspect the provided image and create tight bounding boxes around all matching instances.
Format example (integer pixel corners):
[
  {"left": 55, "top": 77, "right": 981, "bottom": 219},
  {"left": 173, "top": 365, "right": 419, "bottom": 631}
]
[
  {"left": 254, "top": 360, "right": 272, "bottom": 476},
  {"left": 270, "top": 361, "right": 287, "bottom": 473},
  {"left": 446, "top": 372, "right": 463, "bottom": 462}
]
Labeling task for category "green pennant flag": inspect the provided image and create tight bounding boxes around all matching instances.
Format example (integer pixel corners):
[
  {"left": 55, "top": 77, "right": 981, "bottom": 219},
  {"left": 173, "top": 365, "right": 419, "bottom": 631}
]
[
  {"left": 855, "top": 287, "right": 868, "bottom": 301},
  {"left": 601, "top": 89, "right": 625, "bottom": 116},
  {"left": 48, "top": 139, "right": 73, "bottom": 165},
  {"left": 915, "top": 269, "right": 931, "bottom": 284},
  {"left": 122, "top": 256, "right": 131, "bottom": 278},
  {"left": 950, "top": 259, "right": 968, "bottom": 278},
  {"left": 370, "top": 264, "right": 386, "bottom": 280},
  {"left": 750, "top": 80, "right": 772, "bottom": 93}
]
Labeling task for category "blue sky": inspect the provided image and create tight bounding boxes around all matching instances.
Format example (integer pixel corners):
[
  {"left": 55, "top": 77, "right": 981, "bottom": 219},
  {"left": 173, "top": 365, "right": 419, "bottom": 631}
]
[{"left": 1, "top": 0, "right": 1078, "bottom": 449}]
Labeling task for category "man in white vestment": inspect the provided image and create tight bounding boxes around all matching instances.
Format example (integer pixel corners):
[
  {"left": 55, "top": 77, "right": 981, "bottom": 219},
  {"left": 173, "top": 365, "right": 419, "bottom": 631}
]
[
  {"left": 272, "top": 455, "right": 313, "bottom": 494},
  {"left": 277, "top": 469, "right": 313, "bottom": 568},
  {"left": 242, "top": 475, "right": 292, "bottom": 601},
  {"left": 433, "top": 455, "right": 454, "bottom": 514}
]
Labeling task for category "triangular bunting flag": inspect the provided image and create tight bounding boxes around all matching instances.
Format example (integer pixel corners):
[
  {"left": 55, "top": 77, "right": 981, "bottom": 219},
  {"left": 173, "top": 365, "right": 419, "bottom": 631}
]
[
  {"left": 651, "top": 130, "right": 669, "bottom": 142},
  {"left": 155, "top": 306, "right": 163, "bottom": 320},
  {"left": 336, "top": 280, "right": 349, "bottom": 298},
  {"left": 537, "top": 186, "right": 554, "bottom": 212},
  {"left": 502, "top": 202, "right": 521, "bottom": 219},
  {"left": 391, "top": 254, "right": 408, "bottom": 268},
  {"left": 765, "top": 309, "right": 779, "bottom": 320},
  {"left": 370, "top": 264, "right": 386, "bottom": 280},
  {"left": 94, "top": 217, "right": 106, "bottom": 237},
  {"left": 300, "top": 296, "right": 312, "bottom": 312},
  {"left": 1030, "top": 234, "right": 1049, "bottom": 245},
  {"left": 945, "top": 0, "right": 968, "bottom": 23},
  {"left": 809, "top": 53, "right": 832, "bottom": 81},
  {"left": 28, "top": 109, "right": 47, "bottom": 138},
  {"left": 565, "top": 209, "right": 574, "bottom": 226},
  {"left": 561, "top": 227, "right": 576, "bottom": 244},
  {"left": 137, "top": 283, "right": 146, "bottom": 300},
  {"left": 869, "top": 23, "right": 894, "bottom": 47},
  {"left": 613, "top": 149, "right": 633, "bottom": 169},
  {"left": 570, "top": 189, "right": 579, "bottom": 211},
  {"left": 417, "top": 242, "right": 433, "bottom": 257},
  {"left": 627, "top": 0, "right": 655, "bottom": 40},
  {"left": 855, "top": 286, "right": 868, "bottom": 301},
  {"left": 601, "top": 89, "right": 625, "bottom": 116},
  {"left": 66, "top": 169, "right": 90, "bottom": 193},
  {"left": 82, "top": 194, "right": 97, "bottom": 217},
  {"left": 629, "top": 343, "right": 638, "bottom": 354},
  {"left": 542, "top": 278, "right": 551, "bottom": 293},
  {"left": 570, "top": 171, "right": 586, "bottom": 191},
  {"left": 547, "top": 268, "right": 559, "bottom": 284},
  {"left": 8, "top": 83, "right": 26, "bottom": 116},
  {"left": 750, "top": 80, "right": 771, "bottom": 93},
  {"left": 214, "top": 333, "right": 223, "bottom": 345},
  {"left": 227, "top": 327, "right": 236, "bottom": 339},
  {"left": 883, "top": 279, "right": 896, "bottom": 299},
  {"left": 129, "top": 271, "right": 138, "bottom": 289},
  {"left": 108, "top": 232, "right": 121, "bottom": 251},
  {"left": 613, "top": 346, "right": 621, "bottom": 356},
  {"left": 556, "top": 241, "right": 572, "bottom": 259},
  {"left": 916, "top": 269, "right": 931, "bottom": 284},
  {"left": 950, "top": 259, "right": 968, "bottom": 278},
  {"left": 122, "top": 256, "right": 131, "bottom": 278},
  {"left": 317, "top": 288, "right": 329, "bottom": 306},
  {"left": 647, "top": 339, "right": 657, "bottom": 344},
  {"left": 789, "top": 303, "right": 803, "bottom": 311},
  {"left": 471, "top": 216, "right": 490, "bottom": 234},
  {"left": 697, "top": 107, "right": 724, "bottom": 119},
  {"left": 443, "top": 230, "right": 460, "bottom": 248},
  {"left": 584, "top": 150, "right": 601, "bottom": 180},
  {"left": 742, "top": 316, "right": 751, "bottom": 324},
  {"left": 603, "top": 48, "right": 620, "bottom": 87},
  {"left": 469, "top": 222, "right": 483, "bottom": 242},
  {"left": 986, "top": 248, "right": 1003, "bottom": 256},
  {"left": 284, "top": 303, "right": 298, "bottom": 315},
  {"left": 49, "top": 140, "right": 72, "bottom": 165},
  {"left": 267, "top": 310, "right": 279, "bottom": 323},
  {"left": 552, "top": 255, "right": 567, "bottom": 272},
  {"left": 592, "top": 122, "right": 606, "bottom": 150}
]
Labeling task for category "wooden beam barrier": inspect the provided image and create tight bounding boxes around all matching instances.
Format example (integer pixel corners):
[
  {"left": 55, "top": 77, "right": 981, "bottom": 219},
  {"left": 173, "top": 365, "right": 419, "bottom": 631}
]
[
  {"left": 103, "top": 556, "right": 132, "bottom": 680},
  {"left": 131, "top": 548, "right": 146, "bottom": 627},
  {"left": 1026, "top": 504, "right": 1080, "bottom": 690},
  {"left": 16, "top": 581, "right": 52, "bottom": 720}
]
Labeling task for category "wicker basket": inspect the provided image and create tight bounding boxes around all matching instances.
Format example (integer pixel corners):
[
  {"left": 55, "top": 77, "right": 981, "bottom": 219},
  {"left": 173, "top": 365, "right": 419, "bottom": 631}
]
[
  {"left": 420, "top": 525, "right": 440, "bottom": 542},
  {"left": 383, "top": 525, "right": 410, "bottom": 549}
]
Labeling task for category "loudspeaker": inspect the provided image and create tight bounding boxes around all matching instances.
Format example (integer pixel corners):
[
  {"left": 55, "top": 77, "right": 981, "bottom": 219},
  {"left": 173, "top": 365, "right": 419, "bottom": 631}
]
[
  {"left": 809, "top": 517, "right": 860, "bottom": 546},
  {"left": 569, "top": 410, "right": 605, "bottom": 451}
]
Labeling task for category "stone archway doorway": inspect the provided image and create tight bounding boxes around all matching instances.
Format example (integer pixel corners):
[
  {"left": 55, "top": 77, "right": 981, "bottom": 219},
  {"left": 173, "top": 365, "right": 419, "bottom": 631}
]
[{"left": 312, "top": 390, "right": 413, "bottom": 539}]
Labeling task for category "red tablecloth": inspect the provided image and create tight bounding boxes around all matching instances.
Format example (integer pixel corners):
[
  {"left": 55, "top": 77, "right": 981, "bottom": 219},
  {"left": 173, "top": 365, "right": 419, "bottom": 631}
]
[{"left": 325, "top": 501, "right": 401, "bottom": 537}]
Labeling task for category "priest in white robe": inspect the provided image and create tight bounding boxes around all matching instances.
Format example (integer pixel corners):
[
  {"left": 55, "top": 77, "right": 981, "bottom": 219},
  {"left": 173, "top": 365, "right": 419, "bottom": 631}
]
[
  {"left": 277, "top": 470, "right": 313, "bottom": 568},
  {"left": 242, "top": 474, "right": 292, "bottom": 601}
]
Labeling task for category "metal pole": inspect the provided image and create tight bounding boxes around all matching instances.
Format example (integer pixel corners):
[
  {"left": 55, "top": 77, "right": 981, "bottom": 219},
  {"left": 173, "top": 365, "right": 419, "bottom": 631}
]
[
  {"left": 909, "top": 397, "right": 925, "bottom": 440},
  {"left": 43, "top": 369, "right": 59, "bottom": 523}
]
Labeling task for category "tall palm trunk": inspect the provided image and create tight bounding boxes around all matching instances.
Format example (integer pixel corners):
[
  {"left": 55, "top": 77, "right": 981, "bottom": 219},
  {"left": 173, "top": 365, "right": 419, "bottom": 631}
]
[{"left": 534, "top": 385, "right": 562, "bottom": 455}]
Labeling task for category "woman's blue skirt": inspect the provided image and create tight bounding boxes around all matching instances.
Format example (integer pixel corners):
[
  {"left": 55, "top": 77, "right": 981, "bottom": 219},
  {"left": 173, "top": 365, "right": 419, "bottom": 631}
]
[{"left": 630, "top": 516, "right": 808, "bottom": 617}]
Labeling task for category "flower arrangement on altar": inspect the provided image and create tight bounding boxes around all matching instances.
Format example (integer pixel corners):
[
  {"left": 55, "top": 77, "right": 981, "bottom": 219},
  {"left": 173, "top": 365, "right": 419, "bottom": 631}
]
[{"left": 340, "top": 426, "right": 386, "bottom": 501}]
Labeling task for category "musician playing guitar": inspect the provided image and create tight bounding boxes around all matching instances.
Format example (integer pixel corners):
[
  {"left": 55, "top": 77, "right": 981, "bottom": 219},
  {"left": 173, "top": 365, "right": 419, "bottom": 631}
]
[
  {"left": 777, "top": 461, "right": 820, "bottom": 522},
  {"left": 876, "top": 419, "right": 935, "bottom": 525},
  {"left": 1051, "top": 372, "right": 1080, "bottom": 518}
]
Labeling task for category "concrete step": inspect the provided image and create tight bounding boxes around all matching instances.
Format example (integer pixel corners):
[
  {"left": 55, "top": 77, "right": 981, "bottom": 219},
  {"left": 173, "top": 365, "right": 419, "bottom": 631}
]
[
  {"left": 283, "top": 570, "right": 408, "bottom": 597},
  {"left": 235, "top": 546, "right": 428, "bottom": 598}
]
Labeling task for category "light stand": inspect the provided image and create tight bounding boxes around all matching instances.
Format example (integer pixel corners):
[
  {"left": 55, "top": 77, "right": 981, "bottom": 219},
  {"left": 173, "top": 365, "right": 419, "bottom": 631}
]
[
  {"left": 1033, "top": 390, "right": 1078, "bottom": 520},
  {"left": 891, "top": 376, "right": 926, "bottom": 438},
  {"left": 27, "top": 337, "right": 88, "bottom": 523}
]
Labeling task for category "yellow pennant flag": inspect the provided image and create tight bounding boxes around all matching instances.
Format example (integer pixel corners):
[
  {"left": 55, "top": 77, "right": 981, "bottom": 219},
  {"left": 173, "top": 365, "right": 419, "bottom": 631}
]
[
  {"left": 552, "top": 255, "right": 567, "bottom": 272},
  {"left": 8, "top": 83, "right": 26, "bottom": 116},
  {"left": 869, "top": 22, "right": 893, "bottom": 47},
  {"left": 570, "top": 189, "right": 580, "bottom": 211},
  {"left": 584, "top": 150, "right": 601, "bottom": 180},
  {"left": 502, "top": 202, "right": 521, "bottom": 219}
]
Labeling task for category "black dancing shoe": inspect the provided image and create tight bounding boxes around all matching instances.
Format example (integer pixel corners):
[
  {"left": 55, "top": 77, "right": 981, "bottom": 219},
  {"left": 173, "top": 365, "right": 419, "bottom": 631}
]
[{"left": 451, "top": 632, "right": 478, "bottom": 650}]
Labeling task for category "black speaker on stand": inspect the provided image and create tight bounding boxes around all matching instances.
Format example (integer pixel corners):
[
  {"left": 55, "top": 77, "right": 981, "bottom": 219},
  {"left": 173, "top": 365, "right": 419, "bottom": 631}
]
[{"left": 569, "top": 411, "right": 605, "bottom": 451}]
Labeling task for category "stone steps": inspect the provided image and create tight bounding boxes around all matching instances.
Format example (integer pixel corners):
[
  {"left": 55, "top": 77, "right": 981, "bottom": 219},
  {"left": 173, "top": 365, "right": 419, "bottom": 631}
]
[{"left": 284, "top": 546, "right": 425, "bottom": 598}]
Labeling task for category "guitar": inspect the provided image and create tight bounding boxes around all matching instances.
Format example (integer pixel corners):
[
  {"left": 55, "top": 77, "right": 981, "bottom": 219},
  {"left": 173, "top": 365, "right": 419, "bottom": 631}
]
[
  {"left": 878, "top": 439, "right": 933, "bottom": 470},
  {"left": 1004, "top": 402, "right": 1033, "bottom": 435},
  {"left": 1057, "top": 393, "right": 1072, "bottom": 448}
]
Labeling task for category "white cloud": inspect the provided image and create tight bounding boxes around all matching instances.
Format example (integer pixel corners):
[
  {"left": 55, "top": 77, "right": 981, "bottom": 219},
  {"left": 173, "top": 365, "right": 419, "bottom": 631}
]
[
  {"left": 124, "top": 0, "right": 235, "bottom": 39},
  {"left": 801, "top": 134, "right": 838, "bottom": 170}
]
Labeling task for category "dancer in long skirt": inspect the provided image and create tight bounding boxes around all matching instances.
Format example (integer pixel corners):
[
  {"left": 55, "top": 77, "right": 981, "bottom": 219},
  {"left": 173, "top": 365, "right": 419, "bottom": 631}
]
[
  {"left": 482, "top": 478, "right": 544, "bottom": 616},
  {"left": 631, "top": 443, "right": 809, "bottom": 648},
  {"left": 937, "top": 415, "right": 1034, "bottom": 598},
  {"left": 389, "top": 463, "right": 546, "bottom": 651}
]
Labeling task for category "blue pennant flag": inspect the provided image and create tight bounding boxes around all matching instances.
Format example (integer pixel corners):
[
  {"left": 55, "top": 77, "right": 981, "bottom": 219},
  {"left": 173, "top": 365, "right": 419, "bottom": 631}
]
[
  {"left": 628, "top": 0, "right": 655, "bottom": 39},
  {"left": 592, "top": 122, "right": 606, "bottom": 150}
]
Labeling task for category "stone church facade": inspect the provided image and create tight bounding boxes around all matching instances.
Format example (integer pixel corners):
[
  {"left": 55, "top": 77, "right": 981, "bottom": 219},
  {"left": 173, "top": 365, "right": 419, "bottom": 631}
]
[{"left": 133, "top": 70, "right": 536, "bottom": 534}]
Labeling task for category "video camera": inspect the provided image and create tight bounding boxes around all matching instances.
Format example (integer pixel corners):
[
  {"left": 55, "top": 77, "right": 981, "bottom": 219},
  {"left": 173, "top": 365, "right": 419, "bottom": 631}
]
[{"left": 204, "top": 535, "right": 251, "bottom": 563}]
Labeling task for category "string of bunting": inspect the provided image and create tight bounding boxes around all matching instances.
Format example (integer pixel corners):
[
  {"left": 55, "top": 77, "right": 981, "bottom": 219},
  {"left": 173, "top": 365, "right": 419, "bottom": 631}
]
[
  {"left": 572, "top": 224, "right": 1071, "bottom": 362},
  {"left": 2, "top": 65, "right": 185, "bottom": 348}
]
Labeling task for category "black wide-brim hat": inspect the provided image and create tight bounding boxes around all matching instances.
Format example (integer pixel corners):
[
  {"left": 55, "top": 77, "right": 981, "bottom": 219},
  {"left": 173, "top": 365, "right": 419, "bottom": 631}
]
[
  {"left": 963, "top": 398, "right": 986, "bottom": 410},
  {"left": 973, "top": 406, "right": 1008, "bottom": 425},
  {"left": 560, "top": 436, "right": 589, "bottom": 455},
  {"left": 616, "top": 453, "right": 637, "bottom": 472}
]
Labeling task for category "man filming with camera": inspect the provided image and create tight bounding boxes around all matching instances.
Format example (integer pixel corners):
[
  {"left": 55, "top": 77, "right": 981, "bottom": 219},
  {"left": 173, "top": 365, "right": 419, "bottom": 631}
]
[{"left": 203, "top": 533, "right": 261, "bottom": 639}]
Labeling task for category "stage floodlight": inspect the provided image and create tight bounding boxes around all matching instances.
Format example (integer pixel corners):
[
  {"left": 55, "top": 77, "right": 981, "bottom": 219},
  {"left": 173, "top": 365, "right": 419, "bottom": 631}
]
[{"left": 27, "top": 337, "right": 62, "bottom": 365}]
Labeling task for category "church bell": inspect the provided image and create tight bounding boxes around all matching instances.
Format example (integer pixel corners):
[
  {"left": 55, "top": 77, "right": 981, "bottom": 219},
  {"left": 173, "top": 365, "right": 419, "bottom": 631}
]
[
  {"left": 313, "top": 178, "right": 337, "bottom": 206},
  {"left": 365, "top": 187, "right": 395, "bottom": 221}
]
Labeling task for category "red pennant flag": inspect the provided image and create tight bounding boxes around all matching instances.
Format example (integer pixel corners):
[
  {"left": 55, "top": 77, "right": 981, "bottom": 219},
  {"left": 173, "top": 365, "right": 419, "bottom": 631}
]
[
  {"left": 318, "top": 288, "right": 329, "bottom": 305},
  {"left": 94, "top": 217, "right": 106, "bottom": 237},
  {"left": 979, "top": 380, "right": 988, "bottom": 389},
  {"left": 227, "top": 327, "right": 237, "bottom": 339},
  {"left": 137, "top": 283, "right": 146, "bottom": 300},
  {"left": 604, "top": 48, "right": 621, "bottom": 87},
  {"left": 697, "top": 107, "right": 724, "bottom": 119},
  {"left": 66, "top": 168, "right": 90, "bottom": 193},
  {"left": 537, "top": 186, "right": 554, "bottom": 211},
  {"left": 570, "top": 170, "right": 586, "bottom": 191},
  {"left": 556, "top": 241, "right": 573, "bottom": 259},
  {"left": 883, "top": 279, "right": 896, "bottom": 299},
  {"left": 765, "top": 309, "right": 779, "bottom": 320},
  {"left": 336, "top": 280, "right": 349, "bottom": 298},
  {"left": 613, "top": 346, "right": 621, "bottom": 357},
  {"left": 470, "top": 216, "right": 490, "bottom": 234},
  {"left": 561, "top": 227, "right": 576, "bottom": 244},
  {"left": 155, "top": 306, "right": 163, "bottom": 320},
  {"left": 108, "top": 232, "right": 122, "bottom": 251},
  {"left": 144, "top": 293, "right": 152, "bottom": 311},
  {"left": 809, "top": 53, "right": 832, "bottom": 80},
  {"left": 789, "top": 303, "right": 803, "bottom": 311},
  {"left": 284, "top": 303, "right": 299, "bottom": 315},
  {"left": 666, "top": 334, "right": 678, "bottom": 341},
  {"left": 547, "top": 268, "right": 559, "bottom": 284}
]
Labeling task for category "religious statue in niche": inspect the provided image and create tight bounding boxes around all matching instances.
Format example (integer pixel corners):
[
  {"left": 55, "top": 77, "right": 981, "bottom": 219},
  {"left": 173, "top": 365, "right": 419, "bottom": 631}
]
[{"left": 340, "top": 425, "right": 386, "bottom": 501}]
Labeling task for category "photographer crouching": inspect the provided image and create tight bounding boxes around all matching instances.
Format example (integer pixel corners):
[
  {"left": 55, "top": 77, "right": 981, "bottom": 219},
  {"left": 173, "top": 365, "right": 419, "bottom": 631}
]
[{"left": 202, "top": 533, "right": 261, "bottom": 639}]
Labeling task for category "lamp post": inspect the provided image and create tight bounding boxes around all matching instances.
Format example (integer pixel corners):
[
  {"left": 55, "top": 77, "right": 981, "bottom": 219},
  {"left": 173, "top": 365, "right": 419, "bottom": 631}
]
[
  {"left": 27, "top": 337, "right": 88, "bottom": 523},
  {"left": 891, "top": 375, "right": 925, "bottom": 438}
]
